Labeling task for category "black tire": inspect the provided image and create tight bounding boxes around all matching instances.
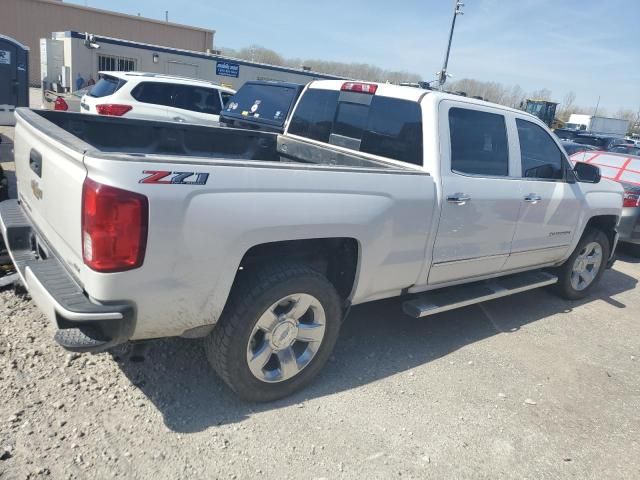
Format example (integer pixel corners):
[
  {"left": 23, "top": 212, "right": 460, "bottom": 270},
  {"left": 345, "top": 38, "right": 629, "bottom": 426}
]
[
  {"left": 554, "top": 228, "right": 610, "bottom": 300},
  {"left": 205, "top": 263, "right": 343, "bottom": 402}
]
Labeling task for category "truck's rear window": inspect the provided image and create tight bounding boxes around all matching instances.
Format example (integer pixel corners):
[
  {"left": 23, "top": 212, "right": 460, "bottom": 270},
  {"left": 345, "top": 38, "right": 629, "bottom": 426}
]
[
  {"left": 289, "top": 89, "right": 423, "bottom": 166},
  {"left": 223, "top": 83, "right": 299, "bottom": 126},
  {"left": 89, "top": 75, "right": 126, "bottom": 98}
]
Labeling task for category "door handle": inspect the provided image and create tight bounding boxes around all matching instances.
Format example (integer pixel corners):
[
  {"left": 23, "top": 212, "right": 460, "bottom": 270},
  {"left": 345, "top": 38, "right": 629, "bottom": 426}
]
[
  {"left": 29, "top": 149, "right": 43, "bottom": 178},
  {"left": 524, "top": 194, "right": 542, "bottom": 204},
  {"left": 447, "top": 193, "right": 471, "bottom": 205},
  {"left": 173, "top": 116, "right": 186, "bottom": 122}
]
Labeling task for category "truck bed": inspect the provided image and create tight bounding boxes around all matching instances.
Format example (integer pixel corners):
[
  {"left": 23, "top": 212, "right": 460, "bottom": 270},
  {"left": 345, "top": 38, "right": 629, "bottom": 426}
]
[{"left": 24, "top": 109, "right": 421, "bottom": 172}]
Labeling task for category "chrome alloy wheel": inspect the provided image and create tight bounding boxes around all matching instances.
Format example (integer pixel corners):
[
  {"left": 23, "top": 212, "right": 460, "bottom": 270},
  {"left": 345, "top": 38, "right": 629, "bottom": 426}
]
[
  {"left": 246, "top": 293, "right": 326, "bottom": 383},
  {"left": 570, "top": 241, "right": 603, "bottom": 291}
]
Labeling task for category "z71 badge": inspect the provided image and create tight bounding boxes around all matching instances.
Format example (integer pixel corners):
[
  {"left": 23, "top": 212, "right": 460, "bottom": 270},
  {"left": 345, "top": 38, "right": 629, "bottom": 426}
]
[{"left": 139, "top": 171, "right": 209, "bottom": 185}]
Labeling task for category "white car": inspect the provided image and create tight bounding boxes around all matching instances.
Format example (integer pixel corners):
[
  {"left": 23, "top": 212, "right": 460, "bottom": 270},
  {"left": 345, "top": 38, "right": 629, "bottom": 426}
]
[{"left": 79, "top": 72, "right": 235, "bottom": 124}]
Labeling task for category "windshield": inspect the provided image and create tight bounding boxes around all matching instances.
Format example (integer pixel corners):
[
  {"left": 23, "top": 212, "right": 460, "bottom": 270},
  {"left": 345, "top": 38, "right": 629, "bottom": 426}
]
[
  {"left": 222, "top": 83, "right": 300, "bottom": 126},
  {"left": 89, "top": 75, "right": 126, "bottom": 98}
]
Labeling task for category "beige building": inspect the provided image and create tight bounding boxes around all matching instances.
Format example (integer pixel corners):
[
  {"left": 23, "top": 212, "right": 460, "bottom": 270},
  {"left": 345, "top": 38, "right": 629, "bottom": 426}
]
[{"left": 0, "top": 0, "right": 214, "bottom": 84}]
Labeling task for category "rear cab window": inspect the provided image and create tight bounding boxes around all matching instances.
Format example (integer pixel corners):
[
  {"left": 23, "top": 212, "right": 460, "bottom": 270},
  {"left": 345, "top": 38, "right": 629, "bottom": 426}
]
[
  {"left": 88, "top": 75, "right": 127, "bottom": 98},
  {"left": 288, "top": 86, "right": 423, "bottom": 166},
  {"left": 223, "top": 83, "right": 302, "bottom": 128}
]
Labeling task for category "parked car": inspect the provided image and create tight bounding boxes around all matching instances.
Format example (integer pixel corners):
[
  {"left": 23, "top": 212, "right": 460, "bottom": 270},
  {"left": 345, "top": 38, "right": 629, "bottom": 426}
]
[
  {"left": 554, "top": 129, "right": 579, "bottom": 141},
  {"left": 560, "top": 140, "right": 598, "bottom": 156},
  {"left": 570, "top": 151, "right": 640, "bottom": 254},
  {"left": 2, "top": 81, "right": 623, "bottom": 401},
  {"left": 608, "top": 144, "right": 640, "bottom": 156},
  {"left": 80, "top": 72, "right": 235, "bottom": 124},
  {"left": 44, "top": 87, "right": 92, "bottom": 113},
  {"left": 573, "top": 133, "right": 632, "bottom": 150},
  {"left": 219, "top": 80, "right": 305, "bottom": 133}
]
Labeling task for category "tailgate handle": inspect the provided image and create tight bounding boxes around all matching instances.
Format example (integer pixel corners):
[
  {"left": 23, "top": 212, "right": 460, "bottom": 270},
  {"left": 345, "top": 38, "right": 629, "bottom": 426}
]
[{"left": 30, "top": 149, "right": 42, "bottom": 178}]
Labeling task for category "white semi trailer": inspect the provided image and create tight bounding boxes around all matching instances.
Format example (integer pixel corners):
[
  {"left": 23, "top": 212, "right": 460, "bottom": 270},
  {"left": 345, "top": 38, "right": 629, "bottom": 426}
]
[{"left": 567, "top": 114, "right": 629, "bottom": 137}]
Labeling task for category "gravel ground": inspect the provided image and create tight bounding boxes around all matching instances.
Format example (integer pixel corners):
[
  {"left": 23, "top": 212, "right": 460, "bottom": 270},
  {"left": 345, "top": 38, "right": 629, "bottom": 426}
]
[{"left": 0, "top": 252, "right": 639, "bottom": 480}]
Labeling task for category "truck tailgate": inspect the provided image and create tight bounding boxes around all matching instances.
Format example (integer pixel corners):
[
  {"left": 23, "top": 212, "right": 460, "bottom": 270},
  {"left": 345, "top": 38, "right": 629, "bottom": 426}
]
[{"left": 13, "top": 109, "right": 88, "bottom": 278}]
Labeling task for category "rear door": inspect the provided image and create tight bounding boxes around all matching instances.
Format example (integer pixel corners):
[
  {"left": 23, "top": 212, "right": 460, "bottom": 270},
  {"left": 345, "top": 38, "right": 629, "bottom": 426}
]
[
  {"left": 127, "top": 81, "right": 172, "bottom": 121},
  {"left": 429, "top": 103, "right": 522, "bottom": 284},
  {"left": 168, "top": 85, "right": 222, "bottom": 124},
  {"left": 503, "top": 117, "right": 582, "bottom": 269}
]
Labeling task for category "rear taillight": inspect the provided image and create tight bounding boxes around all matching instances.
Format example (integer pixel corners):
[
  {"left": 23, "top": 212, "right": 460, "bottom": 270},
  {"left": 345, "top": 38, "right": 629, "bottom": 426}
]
[
  {"left": 341, "top": 82, "right": 378, "bottom": 94},
  {"left": 54, "top": 97, "right": 68, "bottom": 111},
  {"left": 95, "top": 104, "right": 132, "bottom": 116},
  {"left": 82, "top": 178, "right": 148, "bottom": 272},
  {"left": 623, "top": 191, "right": 640, "bottom": 208}
]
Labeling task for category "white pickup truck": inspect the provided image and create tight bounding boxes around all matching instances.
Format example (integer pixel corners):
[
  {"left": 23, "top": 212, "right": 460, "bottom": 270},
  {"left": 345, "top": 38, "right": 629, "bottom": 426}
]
[{"left": 1, "top": 80, "right": 623, "bottom": 401}]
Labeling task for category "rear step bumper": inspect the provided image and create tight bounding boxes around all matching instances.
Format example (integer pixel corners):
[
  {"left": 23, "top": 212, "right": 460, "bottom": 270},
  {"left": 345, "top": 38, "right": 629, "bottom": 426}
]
[{"left": 0, "top": 199, "right": 134, "bottom": 352}]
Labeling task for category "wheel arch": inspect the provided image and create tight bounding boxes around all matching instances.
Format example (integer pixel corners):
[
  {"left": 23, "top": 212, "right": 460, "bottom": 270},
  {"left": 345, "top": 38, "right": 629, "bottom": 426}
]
[
  {"left": 584, "top": 214, "right": 618, "bottom": 253},
  {"left": 233, "top": 237, "right": 361, "bottom": 306}
]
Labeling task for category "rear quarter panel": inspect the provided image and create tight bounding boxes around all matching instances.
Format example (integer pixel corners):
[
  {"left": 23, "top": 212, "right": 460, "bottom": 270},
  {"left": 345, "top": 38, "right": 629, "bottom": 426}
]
[{"left": 82, "top": 155, "right": 437, "bottom": 339}]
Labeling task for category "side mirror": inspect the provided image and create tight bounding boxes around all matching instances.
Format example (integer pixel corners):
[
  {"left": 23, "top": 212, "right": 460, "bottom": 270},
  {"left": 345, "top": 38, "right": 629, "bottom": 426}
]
[{"left": 574, "top": 162, "right": 601, "bottom": 183}]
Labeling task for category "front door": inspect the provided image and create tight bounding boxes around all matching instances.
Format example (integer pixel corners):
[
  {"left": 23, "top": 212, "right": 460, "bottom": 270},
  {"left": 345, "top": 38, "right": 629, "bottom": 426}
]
[
  {"left": 503, "top": 117, "right": 581, "bottom": 270},
  {"left": 429, "top": 103, "right": 522, "bottom": 284}
]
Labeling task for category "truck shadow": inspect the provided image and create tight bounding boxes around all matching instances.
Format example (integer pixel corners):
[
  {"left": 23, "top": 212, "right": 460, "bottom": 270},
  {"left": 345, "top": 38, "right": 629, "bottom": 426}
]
[{"left": 113, "top": 266, "right": 637, "bottom": 433}]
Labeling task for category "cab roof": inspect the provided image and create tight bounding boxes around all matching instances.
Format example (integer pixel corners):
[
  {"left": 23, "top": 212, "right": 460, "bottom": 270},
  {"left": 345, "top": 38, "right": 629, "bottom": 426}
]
[{"left": 307, "top": 80, "right": 534, "bottom": 117}]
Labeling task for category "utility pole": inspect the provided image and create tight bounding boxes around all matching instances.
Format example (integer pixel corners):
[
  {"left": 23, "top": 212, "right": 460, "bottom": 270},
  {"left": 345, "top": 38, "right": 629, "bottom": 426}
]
[
  {"left": 437, "top": 0, "right": 465, "bottom": 89},
  {"left": 592, "top": 95, "right": 601, "bottom": 121},
  {"left": 165, "top": 11, "right": 169, "bottom": 22}
]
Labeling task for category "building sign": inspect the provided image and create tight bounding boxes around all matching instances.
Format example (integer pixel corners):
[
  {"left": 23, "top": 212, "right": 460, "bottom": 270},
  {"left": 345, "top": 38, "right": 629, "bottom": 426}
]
[
  {"left": 216, "top": 61, "right": 239, "bottom": 78},
  {"left": 0, "top": 50, "right": 11, "bottom": 65}
]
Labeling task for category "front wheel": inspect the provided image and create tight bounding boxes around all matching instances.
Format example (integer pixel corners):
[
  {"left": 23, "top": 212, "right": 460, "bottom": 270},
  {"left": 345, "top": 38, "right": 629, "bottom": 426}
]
[
  {"left": 205, "top": 263, "right": 343, "bottom": 402},
  {"left": 554, "top": 228, "right": 610, "bottom": 300}
]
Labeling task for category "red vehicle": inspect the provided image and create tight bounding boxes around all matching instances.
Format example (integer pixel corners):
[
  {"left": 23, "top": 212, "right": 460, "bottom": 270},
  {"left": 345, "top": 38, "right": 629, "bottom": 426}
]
[{"left": 571, "top": 151, "right": 640, "bottom": 254}]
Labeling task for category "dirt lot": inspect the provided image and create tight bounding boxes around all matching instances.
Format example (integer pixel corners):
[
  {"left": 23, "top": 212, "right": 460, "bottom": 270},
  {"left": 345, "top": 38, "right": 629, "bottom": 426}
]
[{"left": 1, "top": 123, "right": 639, "bottom": 479}]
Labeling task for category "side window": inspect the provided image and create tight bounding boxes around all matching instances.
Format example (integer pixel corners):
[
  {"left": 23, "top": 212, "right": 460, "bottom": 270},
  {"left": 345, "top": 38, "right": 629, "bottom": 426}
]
[
  {"left": 516, "top": 118, "right": 564, "bottom": 180},
  {"left": 173, "top": 86, "right": 222, "bottom": 115},
  {"left": 220, "top": 91, "right": 233, "bottom": 107},
  {"left": 361, "top": 96, "right": 423, "bottom": 165},
  {"left": 288, "top": 89, "right": 340, "bottom": 143},
  {"left": 130, "top": 82, "right": 173, "bottom": 106},
  {"left": 449, "top": 108, "right": 509, "bottom": 176}
]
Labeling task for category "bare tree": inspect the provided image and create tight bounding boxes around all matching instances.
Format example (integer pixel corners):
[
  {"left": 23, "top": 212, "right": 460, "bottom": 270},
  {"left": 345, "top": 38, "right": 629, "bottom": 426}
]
[
  {"left": 237, "top": 45, "right": 286, "bottom": 66},
  {"left": 558, "top": 91, "right": 576, "bottom": 121},
  {"left": 219, "top": 44, "right": 421, "bottom": 83}
]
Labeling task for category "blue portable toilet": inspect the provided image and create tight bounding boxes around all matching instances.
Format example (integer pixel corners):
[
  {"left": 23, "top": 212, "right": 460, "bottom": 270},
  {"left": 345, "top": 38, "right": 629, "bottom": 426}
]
[{"left": 0, "top": 35, "right": 30, "bottom": 126}]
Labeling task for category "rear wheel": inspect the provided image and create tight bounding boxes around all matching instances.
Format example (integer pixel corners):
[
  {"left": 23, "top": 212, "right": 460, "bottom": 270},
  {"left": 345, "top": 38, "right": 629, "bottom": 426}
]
[
  {"left": 554, "top": 229, "right": 609, "bottom": 300},
  {"left": 205, "top": 263, "right": 342, "bottom": 402}
]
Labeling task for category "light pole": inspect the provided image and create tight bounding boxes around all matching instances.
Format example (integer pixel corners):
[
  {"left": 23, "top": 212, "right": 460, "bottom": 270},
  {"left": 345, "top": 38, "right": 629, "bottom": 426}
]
[{"left": 437, "top": 0, "right": 465, "bottom": 88}]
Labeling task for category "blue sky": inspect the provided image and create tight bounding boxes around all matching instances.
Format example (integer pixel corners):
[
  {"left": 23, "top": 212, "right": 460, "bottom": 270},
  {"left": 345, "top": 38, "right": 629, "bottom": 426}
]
[{"left": 68, "top": 0, "right": 639, "bottom": 113}]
